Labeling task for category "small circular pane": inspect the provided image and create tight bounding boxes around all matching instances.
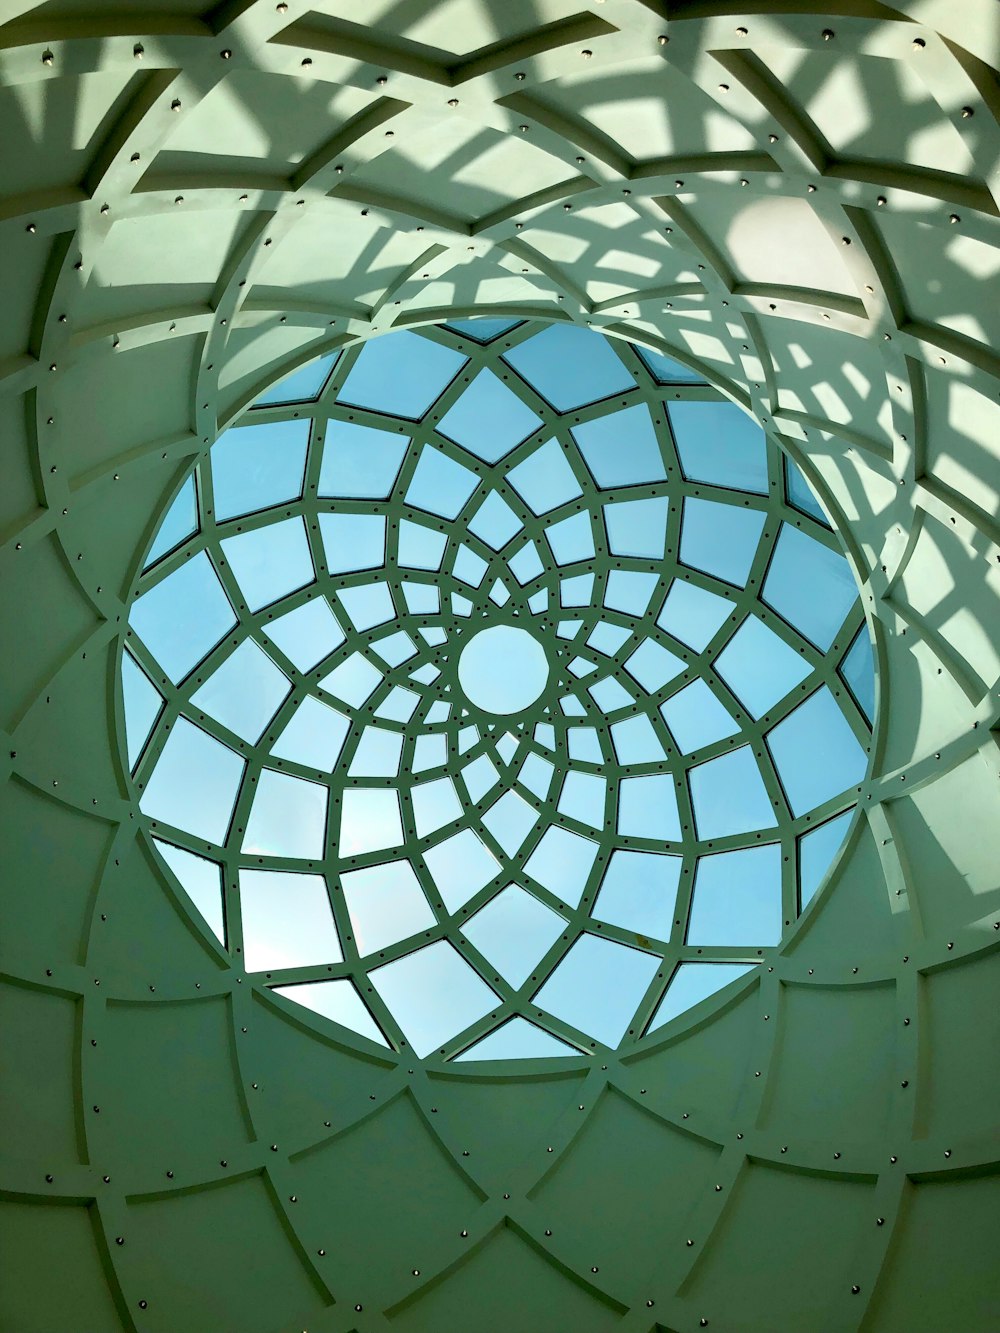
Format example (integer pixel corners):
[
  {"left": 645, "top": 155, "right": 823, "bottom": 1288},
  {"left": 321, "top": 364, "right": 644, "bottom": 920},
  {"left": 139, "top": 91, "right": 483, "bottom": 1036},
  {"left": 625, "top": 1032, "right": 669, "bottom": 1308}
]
[{"left": 458, "top": 626, "right": 549, "bottom": 715}]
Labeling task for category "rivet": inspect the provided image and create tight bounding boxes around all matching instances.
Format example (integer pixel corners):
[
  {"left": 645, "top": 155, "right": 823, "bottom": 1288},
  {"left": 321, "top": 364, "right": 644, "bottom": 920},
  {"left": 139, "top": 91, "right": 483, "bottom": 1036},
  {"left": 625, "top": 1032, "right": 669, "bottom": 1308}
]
[
  {"left": 115, "top": 1237, "right": 125, "bottom": 1246},
  {"left": 166, "top": 1170, "right": 174, "bottom": 1178},
  {"left": 41, "top": 49, "right": 54, "bottom": 65},
  {"left": 581, "top": 49, "right": 592, "bottom": 58},
  {"left": 26, "top": 223, "right": 37, "bottom": 234},
  {"left": 220, "top": 48, "right": 232, "bottom": 58},
  {"left": 412, "top": 1269, "right": 420, "bottom": 1276},
  {"left": 961, "top": 106, "right": 974, "bottom": 118},
  {"left": 133, "top": 43, "right": 144, "bottom": 57},
  {"left": 45, "top": 1173, "right": 53, "bottom": 1182},
  {"left": 301, "top": 57, "right": 312, "bottom": 66},
  {"left": 448, "top": 98, "right": 459, "bottom": 107},
  {"left": 890, "top": 1155, "right": 897, "bottom": 1163},
  {"left": 139, "top": 1300, "right": 148, "bottom": 1309},
  {"left": 822, "top": 28, "right": 835, "bottom": 39},
  {"left": 658, "top": 34, "right": 669, "bottom": 46},
  {"left": 460, "top": 1230, "right": 468, "bottom": 1237},
  {"left": 949, "top": 214, "right": 960, "bottom": 224},
  {"left": 834, "top": 1152, "right": 841, "bottom": 1159},
  {"left": 912, "top": 37, "right": 925, "bottom": 49},
  {"left": 170, "top": 99, "right": 181, "bottom": 111},
  {"left": 876, "top": 1216, "right": 885, "bottom": 1225},
  {"left": 852, "top": 1285, "right": 861, "bottom": 1294}
]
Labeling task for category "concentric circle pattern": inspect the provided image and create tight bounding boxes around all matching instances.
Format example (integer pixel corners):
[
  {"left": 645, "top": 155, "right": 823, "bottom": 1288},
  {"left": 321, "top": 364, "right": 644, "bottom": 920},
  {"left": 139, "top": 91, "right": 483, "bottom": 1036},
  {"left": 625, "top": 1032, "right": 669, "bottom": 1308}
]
[{"left": 123, "top": 321, "right": 873, "bottom": 1060}]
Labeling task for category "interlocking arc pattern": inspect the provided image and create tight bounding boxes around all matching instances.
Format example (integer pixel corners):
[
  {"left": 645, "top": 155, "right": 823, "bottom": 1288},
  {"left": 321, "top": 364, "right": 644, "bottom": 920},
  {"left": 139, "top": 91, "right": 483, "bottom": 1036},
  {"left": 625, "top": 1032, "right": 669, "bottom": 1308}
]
[{"left": 1, "top": 3, "right": 999, "bottom": 1332}]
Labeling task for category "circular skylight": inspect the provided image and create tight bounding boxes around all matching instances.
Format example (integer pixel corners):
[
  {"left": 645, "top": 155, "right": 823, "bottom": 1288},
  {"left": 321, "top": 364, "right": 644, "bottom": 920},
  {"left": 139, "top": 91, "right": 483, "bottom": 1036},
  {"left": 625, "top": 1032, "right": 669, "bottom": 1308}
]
[{"left": 121, "top": 319, "right": 875, "bottom": 1062}]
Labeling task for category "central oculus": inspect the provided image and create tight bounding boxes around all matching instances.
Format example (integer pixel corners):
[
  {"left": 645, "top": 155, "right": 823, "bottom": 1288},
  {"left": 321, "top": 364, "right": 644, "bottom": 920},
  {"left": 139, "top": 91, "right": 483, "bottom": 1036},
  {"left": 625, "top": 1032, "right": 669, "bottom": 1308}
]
[{"left": 458, "top": 625, "right": 549, "bottom": 715}]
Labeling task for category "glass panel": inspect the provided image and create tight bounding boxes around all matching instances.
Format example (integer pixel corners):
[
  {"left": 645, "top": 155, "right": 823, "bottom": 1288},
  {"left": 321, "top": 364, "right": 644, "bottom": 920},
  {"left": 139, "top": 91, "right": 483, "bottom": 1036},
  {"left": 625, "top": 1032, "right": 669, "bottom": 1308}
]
[
  {"left": 534, "top": 934, "right": 659, "bottom": 1046},
  {"left": 592, "top": 850, "right": 681, "bottom": 939},
  {"left": 139, "top": 717, "right": 244, "bottom": 843},
  {"left": 610, "top": 715, "right": 666, "bottom": 764},
  {"left": 588, "top": 621, "right": 633, "bottom": 658},
  {"left": 341, "top": 859, "right": 435, "bottom": 954},
  {"left": 689, "top": 747, "right": 776, "bottom": 838},
  {"left": 840, "top": 626, "right": 876, "bottom": 722},
  {"left": 338, "top": 789, "right": 403, "bottom": 856},
  {"left": 785, "top": 454, "right": 828, "bottom": 524},
  {"left": 338, "top": 331, "right": 467, "bottom": 418},
  {"left": 714, "top": 615, "right": 811, "bottom": 719},
  {"left": 687, "top": 845, "right": 782, "bottom": 946},
  {"left": 588, "top": 675, "right": 633, "bottom": 712},
  {"left": 438, "top": 368, "right": 541, "bottom": 463},
  {"left": 240, "top": 870, "right": 341, "bottom": 971},
  {"left": 523, "top": 826, "right": 599, "bottom": 907},
  {"left": 453, "top": 545, "right": 488, "bottom": 587},
  {"left": 635, "top": 346, "right": 703, "bottom": 383},
  {"left": 318, "top": 512, "right": 386, "bottom": 575},
  {"left": 319, "top": 420, "right": 409, "bottom": 498},
  {"left": 398, "top": 519, "right": 447, "bottom": 570},
  {"left": 272, "top": 979, "right": 388, "bottom": 1046},
  {"left": 336, "top": 582, "right": 395, "bottom": 631},
  {"left": 211, "top": 419, "right": 309, "bottom": 521},
  {"left": 572, "top": 404, "right": 665, "bottom": 488},
  {"left": 454, "top": 1018, "right": 578, "bottom": 1060},
  {"left": 618, "top": 775, "right": 681, "bottom": 840},
  {"left": 405, "top": 443, "right": 480, "bottom": 519},
  {"left": 462, "top": 753, "right": 499, "bottom": 803},
  {"left": 412, "top": 776, "right": 462, "bottom": 837},
  {"left": 414, "top": 734, "right": 447, "bottom": 772},
  {"left": 190, "top": 639, "right": 290, "bottom": 743},
  {"left": 557, "top": 771, "right": 606, "bottom": 829},
  {"left": 660, "top": 679, "right": 739, "bottom": 754},
  {"left": 348, "top": 726, "right": 403, "bottom": 777},
  {"left": 604, "top": 496, "right": 669, "bottom": 558},
  {"left": 568, "top": 727, "right": 604, "bottom": 763},
  {"left": 221, "top": 516, "right": 314, "bottom": 611},
  {"left": 604, "top": 570, "right": 659, "bottom": 615},
  {"left": 242, "top": 768, "right": 328, "bottom": 858},
  {"left": 320, "top": 652, "right": 383, "bottom": 708},
  {"left": 657, "top": 581, "right": 733, "bottom": 652},
  {"left": 481, "top": 790, "right": 538, "bottom": 855},
  {"left": 444, "top": 317, "right": 523, "bottom": 342},
  {"left": 423, "top": 829, "right": 499, "bottom": 912},
  {"left": 667, "top": 401, "right": 768, "bottom": 493},
  {"left": 507, "top": 438, "right": 582, "bottom": 515},
  {"left": 468, "top": 492, "right": 523, "bottom": 550},
  {"left": 262, "top": 597, "right": 343, "bottom": 672},
  {"left": 519, "top": 752, "right": 554, "bottom": 798},
  {"left": 371, "top": 631, "right": 417, "bottom": 668},
  {"left": 545, "top": 511, "right": 594, "bottom": 566},
  {"left": 144, "top": 473, "right": 197, "bottom": 568},
  {"left": 121, "top": 651, "right": 162, "bottom": 770},
  {"left": 763, "top": 525, "right": 857, "bottom": 649},
  {"left": 799, "top": 810, "right": 854, "bottom": 907},
  {"left": 457, "top": 626, "right": 549, "bottom": 715},
  {"left": 152, "top": 839, "right": 225, "bottom": 943},
  {"left": 461, "top": 885, "right": 565, "bottom": 987},
  {"left": 129, "top": 551, "right": 235, "bottom": 683},
  {"left": 766, "top": 687, "right": 868, "bottom": 815},
  {"left": 369, "top": 941, "right": 497, "bottom": 1057},
  {"left": 253, "top": 351, "right": 337, "bottom": 406},
  {"left": 624, "top": 638, "right": 684, "bottom": 691},
  {"left": 502, "top": 324, "right": 633, "bottom": 409},
  {"left": 271, "top": 696, "right": 350, "bottom": 771},
  {"left": 647, "top": 963, "right": 755, "bottom": 1032},
  {"left": 680, "top": 497, "right": 765, "bottom": 588},
  {"left": 509, "top": 541, "right": 544, "bottom": 583}
]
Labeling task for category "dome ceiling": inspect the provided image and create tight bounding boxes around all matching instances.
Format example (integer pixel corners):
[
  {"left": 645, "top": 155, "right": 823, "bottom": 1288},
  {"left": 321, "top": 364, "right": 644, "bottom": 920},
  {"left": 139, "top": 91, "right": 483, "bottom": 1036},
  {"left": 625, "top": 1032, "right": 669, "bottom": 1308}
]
[{"left": 1, "top": 3, "right": 999, "bottom": 1332}]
